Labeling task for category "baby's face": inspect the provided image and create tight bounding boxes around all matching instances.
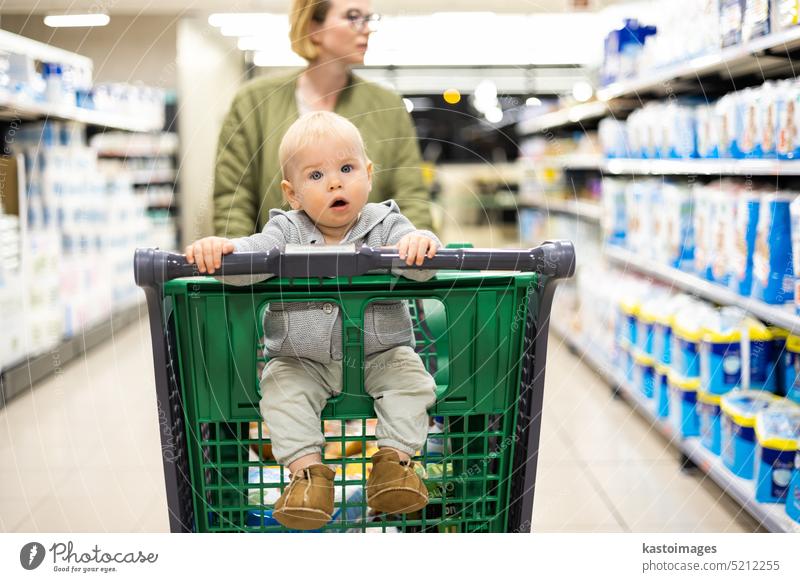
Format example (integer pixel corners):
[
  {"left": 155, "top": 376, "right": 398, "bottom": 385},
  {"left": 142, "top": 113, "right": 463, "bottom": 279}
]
[{"left": 284, "top": 135, "right": 372, "bottom": 233}]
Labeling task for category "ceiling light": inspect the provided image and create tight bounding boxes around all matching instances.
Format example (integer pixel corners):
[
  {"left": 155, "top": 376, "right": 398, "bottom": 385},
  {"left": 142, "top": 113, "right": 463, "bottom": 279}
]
[
  {"left": 485, "top": 107, "right": 504, "bottom": 124},
  {"left": 443, "top": 89, "right": 461, "bottom": 105},
  {"left": 44, "top": 14, "right": 110, "bottom": 28},
  {"left": 572, "top": 81, "right": 593, "bottom": 102}
]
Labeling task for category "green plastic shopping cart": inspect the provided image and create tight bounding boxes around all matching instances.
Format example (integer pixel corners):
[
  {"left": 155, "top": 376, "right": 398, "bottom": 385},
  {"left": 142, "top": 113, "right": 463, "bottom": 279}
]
[{"left": 134, "top": 241, "right": 574, "bottom": 532}]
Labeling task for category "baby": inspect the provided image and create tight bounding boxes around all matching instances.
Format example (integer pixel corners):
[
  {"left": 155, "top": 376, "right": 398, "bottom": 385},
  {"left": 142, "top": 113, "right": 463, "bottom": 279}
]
[{"left": 186, "top": 111, "right": 441, "bottom": 530}]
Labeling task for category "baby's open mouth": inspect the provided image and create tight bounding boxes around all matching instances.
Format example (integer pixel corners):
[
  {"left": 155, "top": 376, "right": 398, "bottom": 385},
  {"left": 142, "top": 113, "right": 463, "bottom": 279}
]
[{"left": 330, "top": 198, "right": 348, "bottom": 208}]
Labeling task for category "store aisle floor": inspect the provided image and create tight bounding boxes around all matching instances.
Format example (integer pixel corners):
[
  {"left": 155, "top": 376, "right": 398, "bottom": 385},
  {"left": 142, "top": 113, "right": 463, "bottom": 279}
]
[{"left": 0, "top": 317, "right": 764, "bottom": 533}]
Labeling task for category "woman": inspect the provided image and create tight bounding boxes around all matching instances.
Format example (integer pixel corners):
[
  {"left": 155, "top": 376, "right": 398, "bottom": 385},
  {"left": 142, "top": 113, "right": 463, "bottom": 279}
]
[{"left": 213, "top": 0, "right": 434, "bottom": 238}]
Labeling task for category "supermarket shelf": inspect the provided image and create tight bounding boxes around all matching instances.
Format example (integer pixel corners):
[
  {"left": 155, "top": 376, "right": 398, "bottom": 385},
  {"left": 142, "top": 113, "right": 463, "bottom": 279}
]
[
  {"left": 0, "top": 91, "right": 163, "bottom": 133},
  {"left": 130, "top": 169, "right": 177, "bottom": 185},
  {"left": 603, "top": 158, "right": 800, "bottom": 177},
  {"left": 543, "top": 157, "right": 800, "bottom": 176},
  {"left": 604, "top": 246, "right": 800, "bottom": 333},
  {"left": 551, "top": 321, "right": 800, "bottom": 533},
  {"left": 518, "top": 99, "right": 639, "bottom": 136},
  {"left": 518, "top": 101, "right": 610, "bottom": 135},
  {"left": 597, "top": 27, "right": 800, "bottom": 102},
  {"left": 519, "top": 197, "right": 602, "bottom": 223},
  {"left": 0, "top": 301, "right": 145, "bottom": 409}
]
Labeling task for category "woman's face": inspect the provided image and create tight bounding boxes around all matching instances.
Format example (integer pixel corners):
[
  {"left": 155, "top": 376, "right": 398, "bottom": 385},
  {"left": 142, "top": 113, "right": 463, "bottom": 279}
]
[{"left": 311, "top": 0, "right": 374, "bottom": 65}]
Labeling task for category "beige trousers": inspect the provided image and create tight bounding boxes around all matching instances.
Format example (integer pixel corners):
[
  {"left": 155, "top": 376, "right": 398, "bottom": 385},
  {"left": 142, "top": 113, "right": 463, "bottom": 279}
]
[{"left": 259, "top": 346, "right": 437, "bottom": 466}]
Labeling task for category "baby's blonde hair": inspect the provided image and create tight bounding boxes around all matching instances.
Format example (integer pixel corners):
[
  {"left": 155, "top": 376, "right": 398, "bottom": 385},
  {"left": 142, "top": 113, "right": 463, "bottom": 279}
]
[{"left": 278, "top": 111, "right": 369, "bottom": 179}]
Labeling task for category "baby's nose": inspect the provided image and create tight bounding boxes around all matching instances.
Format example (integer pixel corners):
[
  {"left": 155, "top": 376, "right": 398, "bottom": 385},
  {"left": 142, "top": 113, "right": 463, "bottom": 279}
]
[{"left": 327, "top": 180, "right": 343, "bottom": 191}]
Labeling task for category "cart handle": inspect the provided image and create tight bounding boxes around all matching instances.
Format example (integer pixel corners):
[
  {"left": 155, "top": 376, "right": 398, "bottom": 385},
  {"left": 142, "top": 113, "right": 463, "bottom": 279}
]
[{"left": 134, "top": 240, "right": 575, "bottom": 288}]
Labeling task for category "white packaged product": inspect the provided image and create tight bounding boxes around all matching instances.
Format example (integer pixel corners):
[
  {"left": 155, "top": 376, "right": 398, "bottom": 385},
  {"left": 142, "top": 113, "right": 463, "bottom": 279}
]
[
  {"left": 776, "top": 79, "right": 800, "bottom": 159},
  {"left": 758, "top": 82, "right": 778, "bottom": 158}
]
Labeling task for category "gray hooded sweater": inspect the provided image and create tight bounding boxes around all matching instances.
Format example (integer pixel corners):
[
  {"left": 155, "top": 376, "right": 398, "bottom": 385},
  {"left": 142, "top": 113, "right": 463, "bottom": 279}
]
[{"left": 221, "top": 200, "right": 441, "bottom": 364}]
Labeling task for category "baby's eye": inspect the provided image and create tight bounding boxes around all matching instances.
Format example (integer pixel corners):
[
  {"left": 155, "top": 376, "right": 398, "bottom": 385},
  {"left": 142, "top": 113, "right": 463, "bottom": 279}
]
[
  {"left": 341, "top": 164, "right": 353, "bottom": 173},
  {"left": 309, "top": 170, "right": 323, "bottom": 180}
]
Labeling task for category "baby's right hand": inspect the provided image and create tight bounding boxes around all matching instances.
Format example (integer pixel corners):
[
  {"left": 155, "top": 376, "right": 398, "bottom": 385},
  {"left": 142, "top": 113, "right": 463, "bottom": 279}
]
[{"left": 185, "top": 236, "right": 235, "bottom": 275}]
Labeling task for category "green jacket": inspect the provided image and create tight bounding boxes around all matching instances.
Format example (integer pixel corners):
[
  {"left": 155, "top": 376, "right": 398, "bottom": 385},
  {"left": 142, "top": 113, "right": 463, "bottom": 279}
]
[{"left": 213, "top": 69, "right": 433, "bottom": 237}]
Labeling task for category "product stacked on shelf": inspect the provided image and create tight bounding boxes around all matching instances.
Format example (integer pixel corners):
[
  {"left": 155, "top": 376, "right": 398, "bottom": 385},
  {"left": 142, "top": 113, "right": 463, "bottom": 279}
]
[
  {"left": 91, "top": 131, "right": 179, "bottom": 252},
  {"left": 568, "top": 266, "right": 800, "bottom": 523},
  {"left": 518, "top": 134, "right": 603, "bottom": 218},
  {"left": 599, "top": 79, "right": 800, "bottom": 161},
  {"left": 0, "top": 206, "right": 24, "bottom": 370},
  {"left": 602, "top": 178, "right": 799, "bottom": 311},
  {"left": 601, "top": 1, "right": 800, "bottom": 87},
  {"left": 3, "top": 120, "right": 159, "bottom": 352}
]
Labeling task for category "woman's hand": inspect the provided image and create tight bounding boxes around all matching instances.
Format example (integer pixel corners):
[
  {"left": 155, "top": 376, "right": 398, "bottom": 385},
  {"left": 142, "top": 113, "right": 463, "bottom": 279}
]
[
  {"left": 393, "top": 232, "right": 438, "bottom": 266},
  {"left": 185, "top": 236, "right": 235, "bottom": 274}
]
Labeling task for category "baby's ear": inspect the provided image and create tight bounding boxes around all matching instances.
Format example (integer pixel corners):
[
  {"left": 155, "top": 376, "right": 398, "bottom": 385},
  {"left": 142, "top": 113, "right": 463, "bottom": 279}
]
[
  {"left": 366, "top": 160, "right": 374, "bottom": 189},
  {"left": 281, "top": 179, "right": 302, "bottom": 210}
]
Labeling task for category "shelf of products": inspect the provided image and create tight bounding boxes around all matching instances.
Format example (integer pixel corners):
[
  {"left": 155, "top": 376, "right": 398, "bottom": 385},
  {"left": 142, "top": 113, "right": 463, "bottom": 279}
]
[
  {"left": 517, "top": 101, "right": 611, "bottom": 136},
  {"left": 549, "top": 157, "right": 800, "bottom": 177},
  {"left": 550, "top": 319, "right": 800, "bottom": 534},
  {"left": 605, "top": 245, "right": 800, "bottom": 334},
  {"left": 0, "top": 30, "right": 163, "bottom": 132},
  {"left": 603, "top": 158, "right": 800, "bottom": 177},
  {"left": 598, "top": 24, "right": 800, "bottom": 102},
  {"left": 519, "top": 197, "right": 602, "bottom": 223},
  {"left": 0, "top": 91, "right": 163, "bottom": 132},
  {"left": 0, "top": 31, "right": 177, "bottom": 406}
]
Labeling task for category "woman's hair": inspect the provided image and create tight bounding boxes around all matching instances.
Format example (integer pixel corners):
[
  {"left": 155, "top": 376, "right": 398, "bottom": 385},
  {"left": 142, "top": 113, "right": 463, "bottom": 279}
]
[
  {"left": 289, "top": 0, "right": 331, "bottom": 61},
  {"left": 279, "top": 111, "right": 369, "bottom": 178}
]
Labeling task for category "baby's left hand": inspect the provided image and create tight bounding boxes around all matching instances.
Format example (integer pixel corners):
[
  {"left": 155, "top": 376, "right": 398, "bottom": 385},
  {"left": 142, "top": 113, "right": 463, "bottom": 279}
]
[{"left": 393, "top": 232, "right": 438, "bottom": 266}]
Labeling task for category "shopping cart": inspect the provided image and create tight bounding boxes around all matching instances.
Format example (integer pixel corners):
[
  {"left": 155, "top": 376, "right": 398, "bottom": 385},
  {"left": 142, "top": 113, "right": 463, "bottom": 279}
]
[{"left": 134, "top": 241, "right": 575, "bottom": 532}]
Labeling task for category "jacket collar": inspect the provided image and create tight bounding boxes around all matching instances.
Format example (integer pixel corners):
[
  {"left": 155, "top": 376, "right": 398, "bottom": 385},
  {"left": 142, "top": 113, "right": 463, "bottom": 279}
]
[{"left": 268, "top": 200, "right": 398, "bottom": 245}]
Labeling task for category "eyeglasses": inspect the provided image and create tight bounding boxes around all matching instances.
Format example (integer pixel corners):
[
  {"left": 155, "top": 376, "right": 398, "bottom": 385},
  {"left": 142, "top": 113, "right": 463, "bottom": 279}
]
[{"left": 344, "top": 10, "right": 381, "bottom": 33}]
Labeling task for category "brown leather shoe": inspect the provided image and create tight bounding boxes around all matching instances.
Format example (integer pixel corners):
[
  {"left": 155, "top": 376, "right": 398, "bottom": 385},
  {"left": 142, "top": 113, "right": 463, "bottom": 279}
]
[
  {"left": 366, "top": 449, "right": 429, "bottom": 514},
  {"left": 273, "top": 464, "right": 335, "bottom": 530}
]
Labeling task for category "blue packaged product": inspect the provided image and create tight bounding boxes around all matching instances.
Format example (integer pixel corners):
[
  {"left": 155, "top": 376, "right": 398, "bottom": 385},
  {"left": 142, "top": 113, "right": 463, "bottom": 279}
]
[
  {"left": 635, "top": 303, "right": 657, "bottom": 356},
  {"left": 668, "top": 373, "right": 700, "bottom": 438},
  {"left": 730, "top": 194, "right": 760, "bottom": 297},
  {"left": 700, "top": 327, "right": 742, "bottom": 396},
  {"left": 671, "top": 319, "right": 704, "bottom": 380},
  {"left": 654, "top": 364, "right": 670, "bottom": 420},
  {"left": 752, "top": 195, "right": 795, "bottom": 305},
  {"left": 747, "top": 325, "right": 781, "bottom": 392},
  {"left": 769, "top": 328, "right": 790, "bottom": 397},
  {"left": 620, "top": 297, "right": 640, "bottom": 346},
  {"left": 783, "top": 334, "right": 800, "bottom": 403},
  {"left": 720, "top": 391, "right": 778, "bottom": 479},
  {"left": 698, "top": 390, "right": 723, "bottom": 455},
  {"left": 754, "top": 404, "right": 800, "bottom": 503},
  {"left": 633, "top": 351, "right": 656, "bottom": 399},
  {"left": 653, "top": 314, "right": 673, "bottom": 367},
  {"left": 787, "top": 449, "right": 800, "bottom": 523}
]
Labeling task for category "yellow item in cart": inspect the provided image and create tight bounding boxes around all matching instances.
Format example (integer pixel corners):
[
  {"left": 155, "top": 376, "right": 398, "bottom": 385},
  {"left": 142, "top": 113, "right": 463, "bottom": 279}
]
[
  {"left": 324, "top": 418, "right": 378, "bottom": 459},
  {"left": 249, "top": 421, "right": 274, "bottom": 461}
]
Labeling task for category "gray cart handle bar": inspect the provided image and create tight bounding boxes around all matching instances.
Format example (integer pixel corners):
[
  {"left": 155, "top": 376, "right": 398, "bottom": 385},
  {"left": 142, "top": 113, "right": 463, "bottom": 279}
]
[{"left": 134, "top": 240, "right": 575, "bottom": 288}]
